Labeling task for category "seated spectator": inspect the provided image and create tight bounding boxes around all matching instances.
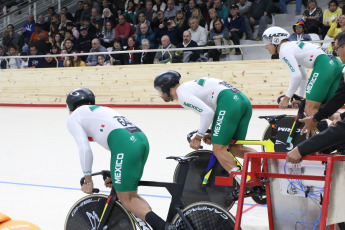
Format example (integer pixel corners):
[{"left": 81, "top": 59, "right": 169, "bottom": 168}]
[
  {"left": 185, "top": 0, "right": 197, "bottom": 19},
  {"left": 115, "top": 14, "right": 135, "bottom": 46},
  {"left": 151, "top": 10, "right": 166, "bottom": 33},
  {"left": 124, "top": 0, "right": 136, "bottom": 24},
  {"left": 174, "top": 10, "right": 189, "bottom": 31},
  {"left": 2, "top": 24, "right": 20, "bottom": 52},
  {"left": 63, "top": 38, "right": 76, "bottom": 53},
  {"left": 280, "top": 0, "right": 302, "bottom": 15},
  {"left": 81, "top": 17, "right": 97, "bottom": 37},
  {"left": 136, "top": 12, "right": 152, "bottom": 34},
  {"left": 59, "top": 13, "right": 72, "bottom": 30},
  {"left": 37, "top": 14, "right": 50, "bottom": 32},
  {"left": 86, "top": 38, "right": 108, "bottom": 66},
  {"left": 303, "top": 0, "right": 323, "bottom": 34},
  {"left": 224, "top": 4, "right": 245, "bottom": 55},
  {"left": 94, "top": 21, "right": 104, "bottom": 37},
  {"left": 176, "top": 30, "right": 201, "bottom": 62},
  {"left": 322, "top": 0, "right": 342, "bottom": 39},
  {"left": 91, "top": 8, "right": 102, "bottom": 26},
  {"left": 191, "top": 8, "right": 206, "bottom": 28},
  {"left": 188, "top": 18, "right": 207, "bottom": 46},
  {"left": 238, "top": 0, "right": 251, "bottom": 16},
  {"left": 136, "top": 22, "right": 157, "bottom": 48},
  {"left": 153, "top": 0, "right": 166, "bottom": 12},
  {"left": 66, "top": 22, "right": 80, "bottom": 39},
  {"left": 154, "top": 35, "right": 176, "bottom": 63},
  {"left": 157, "top": 18, "right": 183, "bottom": 46},
  {"left": 59, "top": 49, "right": 68, "bottom": 67},
  {"left": 51, "top": 14, "right": 61, "bottom": 26},
  {"left": 74, "top": 1, "right": 85, "bottom": 24},
  {"left": 208, "top": 18, "right": 231, "bottom": 61},
  {"left": 206, "top": 8, "right": 220, "bottom": 35},
  {"left": 139, "top": 38, "right": 156, "bottom": 64},
  {"left": 326, "top": 14, "right": 345, "bottom": 52},
  {"left": 79, "top": 26, "right": 96, "bottom": 58},
  {"left": 34, "top": 33, "right": 51, "bottom": 54},
  {"left": 63, "top": 29, "right": 79, "bottom": 48},
  {"left": 42, "top": 52, "right": 58, "bottom": 68},
  {"left": 50, "top": 44, "right": 61, "bottom": 62},
  {"left": 49, "top": 23, "right": 59, "bottom": 44},
  {"left": 87, "top": 0, "right": 100, "bottom": 12},
  {"left": 213, "top": 0, "right": 230, "bottom": 22},
  {"left": 100, "top": 21, "right": 116, "bottom": 48},
  {"left": 100, "top": 0, "right": 116, "bottom": 16},
  {"left": 29, "top": 24, "right": 49, "bottom": 44},
  {"left": 134, "top": 0, "right": 156, "bottom": 24},
  {"left": 53, "top": 33, "right": 63, "bottom": 50},
  {"left": 101, "top": 8, "right": 116, "bottom": 28},
  {"left": 46, "top": 6, "right": 58, "bottom": 24},
  {"left": 72, "top": 50, "right": 87, "bottom": 67},
  {"left": 110, "top": 38, "right": 124, "bottom": 65},
  {"left": 164, "top": 0, "right": 180, "bottom": 19},
  {"left": 6, "top": 46, "right": 21, "bottom": 69},
  {"left": 61, "top": 6, "right": 74, "bottom": 22},
  {"left": 81, "top": 2, "right": 92, "bottom": 22},
  {"left": 21, "top": 14, "right": 35, "bottom": 47},
  {"left": 28, "top": 44, "right": 45, "bottom": 68},
  {"left": 20, "top": 52, "right": 29, "bottom": 68},
  {"left": 123, "top": 36, "right": 141, "bottom": 64},
  {"left": 244, "top": 0, "right": 273, "bottom": 40},
  {"left": 97, "top": 54, "right": 111, "bottom": 66},
  {"left": 288, "top": 19, "right": 312, "bottom": 41}
]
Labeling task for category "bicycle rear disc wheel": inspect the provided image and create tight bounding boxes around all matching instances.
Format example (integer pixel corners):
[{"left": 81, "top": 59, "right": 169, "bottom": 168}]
[
  {"left": 64, "top": 194, "right": 135, "bottom": 230},
  {"left": 262, "top": 115, "right": 306, "bottom": 152},
  {"left": 173, "top": 150, "right": 238, "bottom": 210},
  {"left": 172, "top": 201, "right": 238, "bottom": 230}
]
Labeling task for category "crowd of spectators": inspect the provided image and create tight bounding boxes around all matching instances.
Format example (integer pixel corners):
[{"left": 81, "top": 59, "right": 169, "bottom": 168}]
[{"left": 0, "top": 0, "right": 345, "bottom": 69}]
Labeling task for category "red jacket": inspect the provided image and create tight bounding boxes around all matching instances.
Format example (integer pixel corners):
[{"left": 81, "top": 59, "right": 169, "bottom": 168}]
[{"left": 115, "top": 22, "right": 134, "bottom": 39}]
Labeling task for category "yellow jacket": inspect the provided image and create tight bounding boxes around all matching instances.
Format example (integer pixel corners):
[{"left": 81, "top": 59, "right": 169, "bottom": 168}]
[
  {"left": 323, "top": 7, "right": 342, "bottom": 24},
  {"left": 326, "top": 22, "right": 343, "bottom": 51}
]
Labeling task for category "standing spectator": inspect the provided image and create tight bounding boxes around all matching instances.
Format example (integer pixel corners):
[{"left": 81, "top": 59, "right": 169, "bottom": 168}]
[
  {"left": 175, "top": 10, "right": 189, "bottom": 31},
  {"left": 288, "top": 19, "right": 312, "bottom": 41},
  {"left": 154, "top": 35, "right": 176, "bottom": 63},
  {"left": 37, "top": 14, "right": 50, "bottom": 32},
  {"left": 213, "top": 0, "right": 230, "bottom": 22},
  {"left": 79, "top": 26, "right": 96, "bottom": 56},
  {"left": 238, "top": 0, "right": 252, "bottom": 16},
  {"left": 245, "top": 0, "right": 273, "bottom": 40},
  {"left": 136, "top": 12, "right": 151, "bottom": 34},
  {"left": 176, "top": 30, "right": 200, "bottom": 62},
  {"left": 123, "top": 36, "right": 141, "bottom": 64},
  {"left": 164, "top": 0, "right": 180, "bottom": 19},
  {"left": 91, "top": 8, "right": 102, "bottom": 26},
  {"left": 100, "top": 21, "right": 116, "bottom": 48},
  {"left": 74, "top": 1, "right": 85, "bottom": 24},
  {"left": 86, "top": 38, "right": 108, "bottom": 66},
  {"left": 139, "top": 38, "right": 156, "bottom": 64},
  {"left": 6, "top": 46, "right": 21, "bottom": 69},
  {"left": 110, "top": 38, "right": 124, "bottom": 65},
  {"left": 224, "top": 4, "right": 245, "bottom": 55},
  {"left": 97, "top": 54, "right": 111, "bottom": 66},
  {"left": 153, "top": 0, "right": 166, "bottom": 12},
  {"left": 322, "top": 0, "right": 342, "bottom": 39},
  {"left": 28, "top": 44, "right": 45, "bottom": 68},
  {"left": 303, "top": 0, "right": 323, "bottom": 34},
  {"left": 191, "top": 8, "right": 206, "bottom": 28},
  {"left": 280, "top": 0, "right": 302, "bottom": 15},
  {"left": 2, "top": 24, "right": 20, "bottom": 52},
  {"left": 208, "top": 18, "right": 231, "bottom": 61},
  {"left": 61, "top": 6, "right": 74, "bottom": 22},
  {"left": 135, "top": 0, "right": 156, "bottom": 24},
  {"left": 115, "top": 14, "right": 134, "bottom": 46},
  {"left": 42, "top": 52, "right": 58, "bottom": 68},
  {"left": 29, "top": 24, "right": 49, "bottom": 44},
  {"left": 124, "top": 0, "right": 136, "bottom": 23},
  {"left": 21, "top": 14, "right": 35, "bottom": 48},
  {"left": 188, "top": 18, "right": 207, "bottom": 46},
  {"left": 136, "top": 22, "right": 157, "bottom": 48},
  {"left": 157, "top": 18, "right": 183, "bottom": 46}
]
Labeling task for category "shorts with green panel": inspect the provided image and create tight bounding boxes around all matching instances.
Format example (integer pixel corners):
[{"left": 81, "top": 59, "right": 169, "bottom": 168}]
[
  {"left": 107, "top": 129, "right": 149, "bottom": 192},
  {"left": 306, "top": 55, "right": 343, "bottom": 103},
  {"left": 211, "top": 89, "right": 252, "bottom": 145}
]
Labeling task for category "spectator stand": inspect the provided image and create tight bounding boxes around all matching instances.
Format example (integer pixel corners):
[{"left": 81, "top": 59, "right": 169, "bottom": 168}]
[{"left": 215, "top": 152, "right": 345, "bottom": 230}]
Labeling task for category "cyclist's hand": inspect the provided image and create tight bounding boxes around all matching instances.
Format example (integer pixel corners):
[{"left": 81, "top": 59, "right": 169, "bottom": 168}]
[
  {"left": 291, "top": 100, "right": 301, "bottom": 109},
  {"left": 286, "top": 148, "right": 302, "bottom": 163},
  {"left": 104, "top": 177, "right": 113, "bottom": 188},
  {"left": 299, "top": 116, "right": 317, "bottom": 139},
  {"left": 190, "top": 136, "right": 201, "bottom": 150},
  {"left": 279, "top": 96, "right": 290, "bottom": 109},
  {"left": 202, "top": 133, "right": 212, "bottom": 145},
  {"left": 81, "top": 183, "right": 94, "bottom": 194}
]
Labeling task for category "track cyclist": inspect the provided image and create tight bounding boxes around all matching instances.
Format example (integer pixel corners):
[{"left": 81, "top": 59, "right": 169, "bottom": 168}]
[
  {"left": 262, "top": 26, "right": 343, "bottom": 131},
  {"left": 154, "top": 71, "right": 256, "bottom": 180},
  {"left": 66, "top": 88, "right": 176, "bottom": 230}
]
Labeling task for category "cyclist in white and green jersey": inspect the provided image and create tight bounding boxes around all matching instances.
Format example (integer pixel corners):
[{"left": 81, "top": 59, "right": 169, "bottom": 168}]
[
  {"left": 66, "top": 88, "right": 176, "bottom": 230},
  {"left": 154, "top": 71, "right": 256, "bottom": 176},
  {"left": 262, "top": 26, "right": 343, "bottom": 120}
]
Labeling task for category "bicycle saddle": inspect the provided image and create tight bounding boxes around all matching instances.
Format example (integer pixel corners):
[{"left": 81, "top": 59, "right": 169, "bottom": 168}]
[
  {"left": 258, "top": 114, "right": 287, "bottom": 122},
  {"left": 166, "top": 156, "right": 198, "bottom": 162}
]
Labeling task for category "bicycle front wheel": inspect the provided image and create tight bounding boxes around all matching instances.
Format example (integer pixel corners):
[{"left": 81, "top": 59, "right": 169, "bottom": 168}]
[
  {"left": 64, "top": 194, "right": 135, "bottom": 230},
  {"left": 173, "top": 150, "right": 238, "bottom": 210},
  {"left": 172, "top": 201, "right": 238, "bottom": 230}
]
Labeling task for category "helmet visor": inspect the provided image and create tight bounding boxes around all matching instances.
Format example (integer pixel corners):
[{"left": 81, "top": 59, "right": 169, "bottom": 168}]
[
  {"left": 154, "top": 86, "right": 163, "bottom": 97},
  {"left": 262, "top": 36, "right": 272, "bottom": 45}
]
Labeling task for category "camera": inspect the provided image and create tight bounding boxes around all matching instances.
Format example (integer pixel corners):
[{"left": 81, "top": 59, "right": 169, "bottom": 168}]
[{"left": 163, "top": 18, "right": 171, "bottom": 27}]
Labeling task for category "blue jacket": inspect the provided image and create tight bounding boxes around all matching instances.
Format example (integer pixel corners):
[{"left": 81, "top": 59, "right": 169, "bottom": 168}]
[
  {"left": 224, "top": 14, "right": 246, "bottom": 33},
  {"left": 22, "top": 20, "right": 36, "bottom": 39},
  {"left": 136, "top": 27, "right": 157, "bottom": 49},
  {"left": 28, "top": 52, "right": 45, "bottom": 68},
  {"left": 86, "top": 45, "right": 108, "bottom": 66}
]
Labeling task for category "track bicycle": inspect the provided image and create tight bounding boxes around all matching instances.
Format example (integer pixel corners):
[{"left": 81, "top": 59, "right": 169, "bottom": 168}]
[{"left": 64, "top": 156, "right": 237, "bottom": 230}]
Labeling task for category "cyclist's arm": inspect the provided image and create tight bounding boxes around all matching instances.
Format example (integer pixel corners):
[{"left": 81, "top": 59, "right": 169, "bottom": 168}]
[
  {"left": 313, "top": 75, "right": 345, "bottom": 122},
  {"left": 67, "top": 116, "right": 93, "bottom": 176},
  {"left": 280, "top": 51, "right": 304, "bottom": 98},
  {"left": 179, "top": 94, "right": 214, "bottom": 137}
]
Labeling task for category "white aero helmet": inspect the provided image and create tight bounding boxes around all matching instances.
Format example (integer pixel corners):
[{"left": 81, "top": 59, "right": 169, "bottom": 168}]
[{"left": 262, "top": 26, "right": 290, "bottom": 45}]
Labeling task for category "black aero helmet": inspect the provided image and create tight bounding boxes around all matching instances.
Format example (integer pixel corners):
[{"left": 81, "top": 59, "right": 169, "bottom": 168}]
[
  {"left": 154, "top": 71, "right": 181, "bottom": 97},
  {"left": 66, "top": 88, "right": 95, "bottom": 111}
]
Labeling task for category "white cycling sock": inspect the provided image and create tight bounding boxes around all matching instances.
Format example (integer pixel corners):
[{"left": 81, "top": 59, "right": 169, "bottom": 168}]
[{"left": 230, "top": 168, "right": 242, "bottom": 185}]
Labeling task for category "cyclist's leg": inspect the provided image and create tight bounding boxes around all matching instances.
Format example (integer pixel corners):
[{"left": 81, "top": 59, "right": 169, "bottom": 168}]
[
  {"left": 304, "top": 100, "right": 321, "bottom": 117},
  {"left": 116, "top": 191, "right": 151, "bottom": 220}
]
